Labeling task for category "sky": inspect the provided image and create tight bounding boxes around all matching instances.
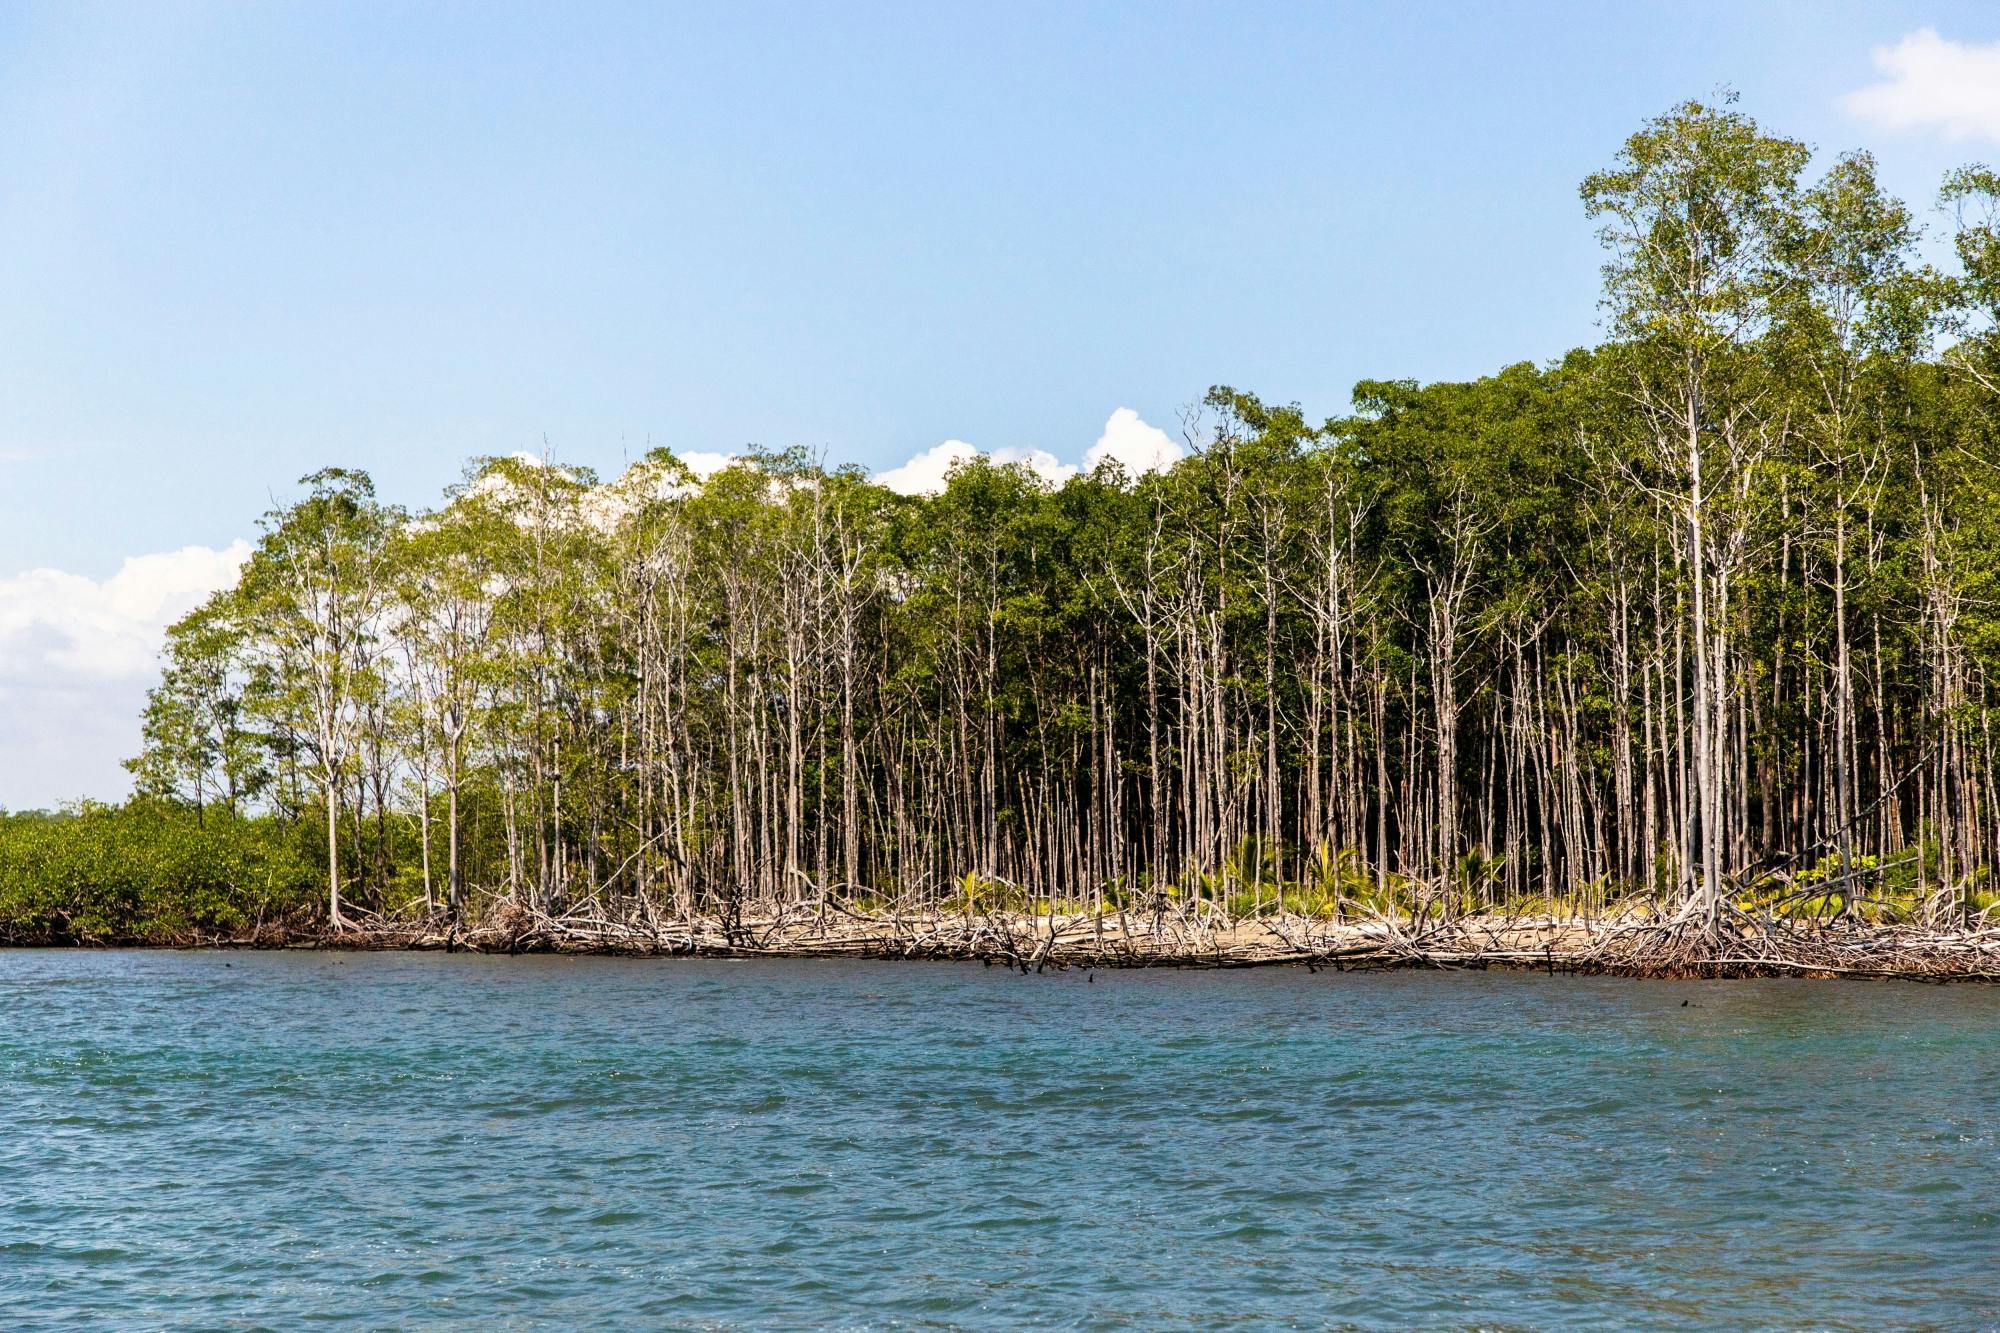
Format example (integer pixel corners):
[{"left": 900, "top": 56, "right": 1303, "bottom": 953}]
[{"left": 4, "top": 0, "right": 2000, "bottom": 808}]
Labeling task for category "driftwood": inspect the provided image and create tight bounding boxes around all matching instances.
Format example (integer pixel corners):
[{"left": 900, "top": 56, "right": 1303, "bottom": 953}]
[{"left": 174, "top": 897, "right": 2000, "bottom": 979}]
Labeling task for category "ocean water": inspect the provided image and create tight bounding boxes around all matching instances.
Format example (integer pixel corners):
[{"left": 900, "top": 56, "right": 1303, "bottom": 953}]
[{"left": 0, "top": 952, "right": 1993, "bottom": 1330}]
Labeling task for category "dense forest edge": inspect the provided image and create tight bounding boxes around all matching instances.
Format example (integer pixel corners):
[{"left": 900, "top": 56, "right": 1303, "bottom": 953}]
[{"left": 10, "top": 96, "right": 2000, "bottom": 977}]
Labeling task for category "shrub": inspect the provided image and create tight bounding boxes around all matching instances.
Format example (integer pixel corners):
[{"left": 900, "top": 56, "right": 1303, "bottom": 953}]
[{"left": 0, "top": 801, "right": 319, "bottom": 943}]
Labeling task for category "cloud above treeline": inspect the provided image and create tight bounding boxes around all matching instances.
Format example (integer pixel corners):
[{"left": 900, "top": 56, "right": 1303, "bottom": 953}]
[
  {"left": 0, "top": 542, "right": 249, "bottom": 810},
  {"left": 1845, "top": 28, "right": 2000, "bottom": 142},
  {"left": 0, "top": 408, "right": 1182, "bottom": 806},
  {"left": 872, "top": 407, "right": 1184, "bottom": 497},
  {"left": 873, "top": 440, "right": 1076, "bottom": 494}
]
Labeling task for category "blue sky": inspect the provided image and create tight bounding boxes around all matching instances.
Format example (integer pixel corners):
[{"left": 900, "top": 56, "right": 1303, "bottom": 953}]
[{"left": 3, "top": 1, "right": 2000, "bottom": 805}]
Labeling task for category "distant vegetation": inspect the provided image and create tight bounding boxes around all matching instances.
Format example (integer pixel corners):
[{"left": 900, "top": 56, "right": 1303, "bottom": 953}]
[
  {"left": 0, "top": 805, "right": 317, "bottom": 944},
  {"left": 8, "top": 97, "right": 2000, "bottom": 947}
]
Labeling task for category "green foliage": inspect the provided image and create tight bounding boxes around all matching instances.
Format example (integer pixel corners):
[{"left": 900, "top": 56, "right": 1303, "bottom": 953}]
[{"left": 0, "top": 803, "right": 319, "bottom": 944}]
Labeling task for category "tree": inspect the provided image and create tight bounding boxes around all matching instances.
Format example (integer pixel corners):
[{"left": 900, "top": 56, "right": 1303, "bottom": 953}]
[
  {"left": 234, "top": 469, "right": 396, "bottom": 928},
  {"left": 127, "top": 598, "right": 265, "bottom": 817},
  {"left": 1582, "top": 95, "right": 1810, "bottom": 931}
]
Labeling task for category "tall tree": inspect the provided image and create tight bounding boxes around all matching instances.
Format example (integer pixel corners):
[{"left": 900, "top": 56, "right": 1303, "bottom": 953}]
[{"left": 234, "top": 470, "right": 396, "bottom": 928}]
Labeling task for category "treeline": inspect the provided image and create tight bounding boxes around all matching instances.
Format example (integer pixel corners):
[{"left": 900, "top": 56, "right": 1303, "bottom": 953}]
[{"left": 32, "top": 98, "right": 2000, "bottom": 938}]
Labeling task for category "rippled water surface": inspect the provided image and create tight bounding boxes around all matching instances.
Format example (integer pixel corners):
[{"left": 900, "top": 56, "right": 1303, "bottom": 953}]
[{"left": 1, "top": 953, "right": 1995, "bottom": 1329}]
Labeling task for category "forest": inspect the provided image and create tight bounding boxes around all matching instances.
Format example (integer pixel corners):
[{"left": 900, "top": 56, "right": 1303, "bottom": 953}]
[{"left": 8, "top": 97, "right": 2000, "bottom": 969}]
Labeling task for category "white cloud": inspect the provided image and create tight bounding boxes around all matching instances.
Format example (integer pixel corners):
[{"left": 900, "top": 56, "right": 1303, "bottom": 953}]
[
  {"left": 678, "top": 450, "right": 735, "bottom": 480},
  {"left": 582, "top": 452, "right": 732, "bottom": 529},
  {"left": 872, "top": 439, "right": 1080, "bottom": 495},
  {"left": 1084, "top": 407, "right": 1184, "bottom": 478},
  {"left": 874, "top": 440, "right": 981, "bottom": 495},
  {"left": 0, "top": 541, "right": 249, "bottom": 809},
  {"left": 873, "top": 411, "right": 1181, "bottom": 495},
  {"left": 993, "top": 446, "right": 1079, "bottom": 488},
  {"left": 1844, "top": 28, "right": 2000, "bottom": 142}
]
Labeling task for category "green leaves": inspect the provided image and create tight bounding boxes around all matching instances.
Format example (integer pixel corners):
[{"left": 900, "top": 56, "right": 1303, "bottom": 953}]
[
  {"left": 1582, "top": 97, "right": 1811, "bottom": 349},
  {"left": 0, "top": 804, "right": 316, "bottom": 944}
]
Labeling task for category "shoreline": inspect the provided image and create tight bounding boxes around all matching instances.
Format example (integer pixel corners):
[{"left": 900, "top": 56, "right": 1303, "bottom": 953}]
[{"left": 11, "top": 907, "right": 2000, "bottom": 980}]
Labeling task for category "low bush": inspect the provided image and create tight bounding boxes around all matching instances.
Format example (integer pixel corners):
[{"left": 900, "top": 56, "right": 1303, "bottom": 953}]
[{"left": 0, "top": 802, "right": 319, "bottom": 943}]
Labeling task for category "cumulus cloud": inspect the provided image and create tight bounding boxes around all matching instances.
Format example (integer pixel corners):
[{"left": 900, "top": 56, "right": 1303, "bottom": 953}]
[
  {"left": 993, "top": 446, "right": 1080, "bottom": 488},
  {"left": 0, "top": 541, "right": 249, "bottom": 809},
  {"left": 678, "top": 450, "right": 735, "bottom": 480},
  {"left": 583, "top": 451, "right": 740, "bottom": 527},
  {"left": 1084, "top": 407, "right": 1184, "bottom": 478},
  {"left": 873, "top": 410, "right": 1180, "bottom": 495},
  {"left": 1844, "top": 28, "right": 2000, "bottom": 142},
  {"left": 872, "top": 439, "right": 1081, "bottom": 495},
  {"left": 873, "top": 440, "right": 982, "bottom": 495}
]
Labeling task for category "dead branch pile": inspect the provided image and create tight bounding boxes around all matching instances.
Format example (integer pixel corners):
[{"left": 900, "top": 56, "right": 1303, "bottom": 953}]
[{"left": 218, "top": 898, "right": 2000, "bottom": 979}]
